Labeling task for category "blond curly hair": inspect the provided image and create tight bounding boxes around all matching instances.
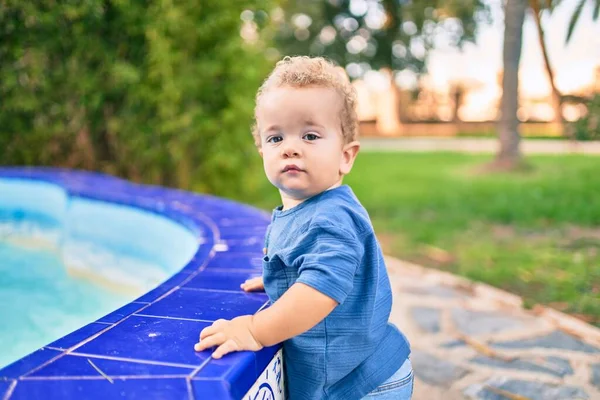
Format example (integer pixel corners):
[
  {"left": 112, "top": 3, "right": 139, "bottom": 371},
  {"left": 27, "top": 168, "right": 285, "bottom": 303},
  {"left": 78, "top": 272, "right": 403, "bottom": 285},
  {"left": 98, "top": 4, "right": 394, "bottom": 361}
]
[{"left": 252, "top": 56, "right": 358, "bottom": 147}]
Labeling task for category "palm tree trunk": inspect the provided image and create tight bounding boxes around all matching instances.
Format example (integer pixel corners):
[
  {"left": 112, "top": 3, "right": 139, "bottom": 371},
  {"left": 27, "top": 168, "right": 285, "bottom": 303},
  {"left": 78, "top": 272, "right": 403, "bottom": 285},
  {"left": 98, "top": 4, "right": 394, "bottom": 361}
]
[
  {"left": 530, "top": 0, "right": 564, "bottom": 131},
  {"left": 495, "top": 0, "right": 528, "bottom": 169}
]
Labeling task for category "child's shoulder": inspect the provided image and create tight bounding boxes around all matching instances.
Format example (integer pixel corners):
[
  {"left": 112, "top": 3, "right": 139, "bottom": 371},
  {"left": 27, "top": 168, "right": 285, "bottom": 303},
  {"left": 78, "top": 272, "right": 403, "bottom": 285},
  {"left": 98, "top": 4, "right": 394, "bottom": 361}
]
[{"left": 307, "top": 190, "right": 372, "bottom": 236}]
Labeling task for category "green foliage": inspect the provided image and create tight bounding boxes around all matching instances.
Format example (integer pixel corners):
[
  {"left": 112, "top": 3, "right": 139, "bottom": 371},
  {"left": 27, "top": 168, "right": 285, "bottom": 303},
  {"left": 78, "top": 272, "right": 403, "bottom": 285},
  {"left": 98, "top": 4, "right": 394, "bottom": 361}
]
[
  {"left": 0, "top": 0, "right": 276, "bottom": 198},
  {"left": 272, "top": 0, "right": 490, "bottom": 76},
  {"left": 570, "top": 94, "right": 600, "bottom": 141},
  {"left": 565, "top": 0, "right": 600, "bottom": 43}
]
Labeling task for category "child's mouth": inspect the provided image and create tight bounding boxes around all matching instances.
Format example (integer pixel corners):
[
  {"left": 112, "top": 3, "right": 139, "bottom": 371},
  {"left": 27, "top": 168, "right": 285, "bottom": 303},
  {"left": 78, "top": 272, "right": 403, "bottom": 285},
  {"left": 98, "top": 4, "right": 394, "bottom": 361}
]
[{"left": 282, "top": 165, "right": 304, "bottom": 173}]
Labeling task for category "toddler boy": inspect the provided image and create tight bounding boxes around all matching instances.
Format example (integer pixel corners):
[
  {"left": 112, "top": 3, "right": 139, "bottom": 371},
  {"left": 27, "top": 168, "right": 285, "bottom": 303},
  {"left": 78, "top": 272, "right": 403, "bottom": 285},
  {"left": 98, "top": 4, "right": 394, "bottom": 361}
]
[{"left": 195, "top": 56, "right": 412, "bottom": 399}]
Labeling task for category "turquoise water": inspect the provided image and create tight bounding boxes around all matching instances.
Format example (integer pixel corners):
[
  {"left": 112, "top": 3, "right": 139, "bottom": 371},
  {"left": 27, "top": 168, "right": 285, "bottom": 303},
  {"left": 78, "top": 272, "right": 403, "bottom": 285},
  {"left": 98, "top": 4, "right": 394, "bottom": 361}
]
[
  {"left": 0, "top": 178, "right": 199, "bottom": 370},
  {"left": 0, "top": 242, "right": 131, "bottom": 368}
]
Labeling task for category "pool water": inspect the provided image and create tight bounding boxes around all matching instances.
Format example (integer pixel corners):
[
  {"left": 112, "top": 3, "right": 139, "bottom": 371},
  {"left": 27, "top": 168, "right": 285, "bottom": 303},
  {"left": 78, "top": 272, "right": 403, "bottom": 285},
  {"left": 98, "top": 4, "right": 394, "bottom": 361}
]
[
  {"left": 0, "top": 241, "right": 132, "bottom": 368},
  {"left": 0, "top": 178, "right": 199, "bottom": 371}
]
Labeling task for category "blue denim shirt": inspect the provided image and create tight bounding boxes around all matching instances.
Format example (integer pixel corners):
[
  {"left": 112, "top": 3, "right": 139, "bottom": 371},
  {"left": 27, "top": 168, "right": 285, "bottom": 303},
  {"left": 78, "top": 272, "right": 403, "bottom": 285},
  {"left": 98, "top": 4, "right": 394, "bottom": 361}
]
[{"left": 263, "top": 185, "right": 411, "bottom": 399}]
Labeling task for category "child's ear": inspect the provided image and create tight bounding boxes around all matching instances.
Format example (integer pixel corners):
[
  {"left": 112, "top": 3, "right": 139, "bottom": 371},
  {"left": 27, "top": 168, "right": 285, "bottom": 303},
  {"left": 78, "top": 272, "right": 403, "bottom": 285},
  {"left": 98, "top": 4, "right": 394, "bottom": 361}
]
[
  {"left": 258, "top": 148, "right": 263, "bottom": 158},
  {"left": 340, "top": 141, "right": 360, "bottom": 175}
]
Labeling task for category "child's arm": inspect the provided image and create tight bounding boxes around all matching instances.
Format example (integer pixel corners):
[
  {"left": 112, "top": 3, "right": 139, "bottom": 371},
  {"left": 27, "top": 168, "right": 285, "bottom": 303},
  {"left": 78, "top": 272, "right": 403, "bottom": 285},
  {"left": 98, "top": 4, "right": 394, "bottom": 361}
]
[{"left": 194, "top": 282, "right": 336, "bottom": 358}]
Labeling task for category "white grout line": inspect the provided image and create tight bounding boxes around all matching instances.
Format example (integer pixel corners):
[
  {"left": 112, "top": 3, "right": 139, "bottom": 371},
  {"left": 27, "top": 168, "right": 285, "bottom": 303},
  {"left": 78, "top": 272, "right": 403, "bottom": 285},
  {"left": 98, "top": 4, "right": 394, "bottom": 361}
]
[
  {"left": 186, "top": 376, "right": 195, "bottom": 400},
  {"left": 68, "top": 352, "right": 200, "bottom": 369},
  {"left": 2, "top": 380, "right": 16, "bottom": 400},
  {"left": 20, "top": 350, "right": 69, "bottom": 378},
  {"left": 86, "top": 359, "right": 113, "bottom": 383},
  {"left": 133, "top": 314, "right": 215, "bottom": 323},
  {"left": 189, "top": 357, "right": 213, "bottom": 380},
  {"left": 21, "top": 375, "right": 189, "bottom": 381},
  {"left": 179, "top": 287, "right": 267, "bottom": 295}
]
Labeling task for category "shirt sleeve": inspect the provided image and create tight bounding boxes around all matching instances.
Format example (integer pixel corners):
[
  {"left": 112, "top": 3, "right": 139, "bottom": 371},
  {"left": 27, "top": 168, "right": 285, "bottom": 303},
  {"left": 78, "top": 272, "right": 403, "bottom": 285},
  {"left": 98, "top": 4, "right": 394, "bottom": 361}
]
[{"left": 293, "top": 222, "right": 364, "bottom": 305}]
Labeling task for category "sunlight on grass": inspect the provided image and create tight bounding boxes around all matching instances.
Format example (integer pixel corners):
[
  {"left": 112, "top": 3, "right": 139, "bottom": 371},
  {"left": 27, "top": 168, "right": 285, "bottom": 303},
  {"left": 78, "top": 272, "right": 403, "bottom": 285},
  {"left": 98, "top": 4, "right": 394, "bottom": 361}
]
[{"left": 245, "top": 152, "right": 600, "bottom": 325}]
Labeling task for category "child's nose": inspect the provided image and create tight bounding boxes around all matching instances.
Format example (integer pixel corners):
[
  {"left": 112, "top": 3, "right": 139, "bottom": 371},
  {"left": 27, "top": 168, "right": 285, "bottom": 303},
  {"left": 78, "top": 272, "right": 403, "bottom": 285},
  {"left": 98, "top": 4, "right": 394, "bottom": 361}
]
[{"left": 281, "top": 143, "right": 300, "bottom": 158}]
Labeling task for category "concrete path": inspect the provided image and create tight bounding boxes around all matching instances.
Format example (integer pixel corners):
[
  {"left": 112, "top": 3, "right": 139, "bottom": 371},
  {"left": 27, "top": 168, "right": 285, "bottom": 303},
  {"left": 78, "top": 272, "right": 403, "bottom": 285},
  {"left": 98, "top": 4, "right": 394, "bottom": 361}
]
[
  {"left": 386, "top": 257, "right": 600, "bottom": 400},
  {"left": 360, "top": 138, "right": 600, "bottom": 155}
]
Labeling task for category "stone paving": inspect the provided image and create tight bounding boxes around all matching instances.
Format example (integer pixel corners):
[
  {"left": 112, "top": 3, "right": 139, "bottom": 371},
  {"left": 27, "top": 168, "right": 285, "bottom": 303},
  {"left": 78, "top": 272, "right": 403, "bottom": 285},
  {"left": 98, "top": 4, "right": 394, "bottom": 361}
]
[{"left": 386, "top": 257, "right": 600, "bottom": 400}]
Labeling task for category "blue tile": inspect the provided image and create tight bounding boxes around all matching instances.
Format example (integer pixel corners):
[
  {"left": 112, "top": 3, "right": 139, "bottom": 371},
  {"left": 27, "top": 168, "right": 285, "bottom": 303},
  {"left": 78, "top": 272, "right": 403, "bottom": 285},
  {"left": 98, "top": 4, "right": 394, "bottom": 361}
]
[
  {"left": 0, "top": 348, "right": 63, "bottom": 379},
  {"left": 179, "top": 245, "right": 214, "bottom": 274},
  {"left": 195, "top": 351, "right": 258, "bottom": 399},
  {"left": 194, "top": 351, "right": 256, "bottom": 379},
  {"left": 29, "top": 354, "right": 193, "bottom": 377},
  {"left": 220, "top": 230, "right": 266, "bottom": 241},
  {"left": 222, "top": 240, "right": 263, "bottom": 253},
  {"left": 183, "top": 270, "right": 262, "bottom": 292},
  {"left": 98, "top": 302, "right": 148, "bottom": 324},
  {"left": 141, "top": 289, "right": 268, "bottom": 321},
  {"left": 205, "top": 253, "right": 263, "bottom": 270},
  {"left": 74, "top": 315, "right": 210, "bottom": 366},
  {"left": 10, "top": 378, "right": 189, "bottom": 400},
  {"left": 48, "top": 323, "right": 112, "bottom": 350},
  {"left": 191, "top": 379, "right": 233, "bottom": 400},
  {"left": 0, "top": 380, "right": 15, "bottom": 397},
  {"left": 255, "top": 345, "right": 281, "bottom": 378},
  {"left": 215, "top": 217, "right": 269, "bottom": 228},
  {"left": 135, "top": 272, "right": 192, "bottom": 303}
]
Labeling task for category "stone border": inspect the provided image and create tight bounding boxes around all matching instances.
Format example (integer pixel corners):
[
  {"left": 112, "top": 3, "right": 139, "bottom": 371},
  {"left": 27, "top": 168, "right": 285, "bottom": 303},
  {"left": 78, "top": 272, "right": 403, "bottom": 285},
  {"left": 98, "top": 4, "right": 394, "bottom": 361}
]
[{"left": 386, "top": 257, "right": 600, "bottom": 400}]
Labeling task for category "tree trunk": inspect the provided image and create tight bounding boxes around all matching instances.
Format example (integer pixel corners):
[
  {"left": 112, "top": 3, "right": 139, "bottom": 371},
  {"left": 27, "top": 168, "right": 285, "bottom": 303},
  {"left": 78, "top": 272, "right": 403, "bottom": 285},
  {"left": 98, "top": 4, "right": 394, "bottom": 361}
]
[
  {"left": 375, "top": 69, "right": 403, "bottom": 136},
  {"left": 495, "top": 0, "right": 528, "bottom": 169},
  {"left": 530, "top": 0, "right": 564, "bottom": 131}
]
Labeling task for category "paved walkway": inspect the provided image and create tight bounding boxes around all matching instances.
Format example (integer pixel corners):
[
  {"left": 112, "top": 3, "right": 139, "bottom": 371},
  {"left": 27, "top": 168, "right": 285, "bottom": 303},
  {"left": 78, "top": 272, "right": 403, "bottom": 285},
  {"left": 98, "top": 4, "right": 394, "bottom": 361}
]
[
  {"left": 360, "top": 138, "right": 600, "bottom": 155},
  {"left": 386, "top": 257, "right": 600, "bottom": 400}
]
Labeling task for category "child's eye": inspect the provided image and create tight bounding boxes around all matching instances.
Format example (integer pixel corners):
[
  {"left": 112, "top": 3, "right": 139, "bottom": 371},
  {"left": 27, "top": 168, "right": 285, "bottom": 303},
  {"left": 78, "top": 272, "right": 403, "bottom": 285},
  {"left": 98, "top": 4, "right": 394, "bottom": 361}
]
[
  {"left": 266, "top": 136, "right": 283, "bottom": 144},
  {"left": 303, "top": 133, "right": 319, "bottom": 141}
]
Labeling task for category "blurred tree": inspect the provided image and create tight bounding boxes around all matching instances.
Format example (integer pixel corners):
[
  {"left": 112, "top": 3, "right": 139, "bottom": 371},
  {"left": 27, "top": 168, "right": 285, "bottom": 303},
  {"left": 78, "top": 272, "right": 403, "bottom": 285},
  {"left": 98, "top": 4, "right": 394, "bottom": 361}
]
[
  {"left": 495, "top": 0, "right": 528, "bottom": 169},
  {"left": 529, "top": 0, "right": 564, "bottom": 130},
  {"left": 565, "top": 0, "right": 599, "bottom": 43},
  {"left": 528, "top": 0, "right": 599, "bottom": 135},
  {"left": 0, "top": 0, "right": 276, "bottom": 199},
  {"left": 269, "top": 0, "right": 489, "bottom": 133}
]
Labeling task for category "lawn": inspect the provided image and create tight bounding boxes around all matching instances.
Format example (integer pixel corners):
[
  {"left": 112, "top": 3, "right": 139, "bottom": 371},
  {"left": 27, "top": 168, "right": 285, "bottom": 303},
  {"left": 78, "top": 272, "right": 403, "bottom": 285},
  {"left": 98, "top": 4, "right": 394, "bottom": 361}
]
[{"left": 245, "top": 152, "right": 600, "bottom": 326}]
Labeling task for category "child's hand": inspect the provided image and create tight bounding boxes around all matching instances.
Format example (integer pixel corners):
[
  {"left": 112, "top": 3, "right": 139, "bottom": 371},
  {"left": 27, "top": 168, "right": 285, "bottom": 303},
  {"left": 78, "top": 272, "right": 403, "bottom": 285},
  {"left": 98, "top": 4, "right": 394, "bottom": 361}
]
[
  {"left": 240, "top": 276, "right": 264, "bottom": 292},
  {"left": 193, "top": 315, "right": 263, "bottom": 359}
]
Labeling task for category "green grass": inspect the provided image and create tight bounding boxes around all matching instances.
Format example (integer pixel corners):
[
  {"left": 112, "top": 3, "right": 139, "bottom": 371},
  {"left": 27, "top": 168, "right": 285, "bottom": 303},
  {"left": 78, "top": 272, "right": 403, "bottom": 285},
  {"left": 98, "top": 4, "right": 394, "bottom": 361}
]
[{"left": 244, "top": 152, "right": 600, "bottom": 325}]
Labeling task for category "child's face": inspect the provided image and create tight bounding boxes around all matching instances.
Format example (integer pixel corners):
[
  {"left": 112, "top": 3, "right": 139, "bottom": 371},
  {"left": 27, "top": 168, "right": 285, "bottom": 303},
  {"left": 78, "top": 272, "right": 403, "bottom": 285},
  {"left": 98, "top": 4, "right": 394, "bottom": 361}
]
[{"left": 256, "top": 86, "right": 359, "bottom": 204}]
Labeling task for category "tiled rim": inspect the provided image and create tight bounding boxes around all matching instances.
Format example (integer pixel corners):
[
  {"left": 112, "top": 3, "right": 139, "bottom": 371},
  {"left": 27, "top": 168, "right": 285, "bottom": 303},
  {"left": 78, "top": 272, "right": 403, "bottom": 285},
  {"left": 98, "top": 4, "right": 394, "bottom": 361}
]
[{"left": 0, "top": 167, "right": 280, "bottom": 400}]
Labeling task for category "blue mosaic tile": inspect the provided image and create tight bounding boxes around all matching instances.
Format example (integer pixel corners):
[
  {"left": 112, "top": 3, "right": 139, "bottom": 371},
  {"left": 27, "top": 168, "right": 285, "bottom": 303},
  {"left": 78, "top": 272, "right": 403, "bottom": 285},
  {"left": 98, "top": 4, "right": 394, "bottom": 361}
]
[
  {"left": 182, "top": 270, "right": 262, "bottom": 292},
  {"left": 0, "top": 380, "right": 15, "bottom": 397},
  {"left": 178, "top": 246, "right": 215, "bottom": 274},
  {"left": 205, "top": 253, "right": 263, "bottom": 270},
  {"left": 255, "top": 345, "right": 280, "bottom": 376},
  {"left": 191, "top": 379, "right": 232, "bottom": 400},
  {"left": 219, "top": 226, "right": 267, "bottom": 239},
  {"left": 98, "top": 302, "right": 149, "bottom": 324},
  {"left": 48, "top": 323, "right": 112, "bottom": 350},
  {"left": 74, "top": 315, "right": 210, "bottom": 366},
  {"left": 215, "top": 217, "right": 270, "bottom": 228},
  {"left": 29, "top": 354, "right": 193, "bottom": 377},
  {"left": 222, "top": 240, "right": 263, "bottom": 253},
  {"left": 140, "top": 288, "right": 268, "bottom": 321},
  {"left": 10, "top": 378, "right": 189, "bottom": 400},
  {"left": 0, "top": 348, "right": 63, "bottom": 379},
  {"left": 194, "top": 351, "right": 256, "bottom": 380},
  {"left": 134, "top": 272, "right": 192, "bottom": 303},
  {"left": 221, "top": 353, "right": 258, "bottom": 399}
]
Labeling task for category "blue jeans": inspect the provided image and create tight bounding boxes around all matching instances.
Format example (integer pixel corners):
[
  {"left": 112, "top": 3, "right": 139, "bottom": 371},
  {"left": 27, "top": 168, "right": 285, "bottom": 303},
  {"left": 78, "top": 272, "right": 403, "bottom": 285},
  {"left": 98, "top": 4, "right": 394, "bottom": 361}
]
[{"left": 362, "top": 358, "right": 413, "bottom": 399}]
